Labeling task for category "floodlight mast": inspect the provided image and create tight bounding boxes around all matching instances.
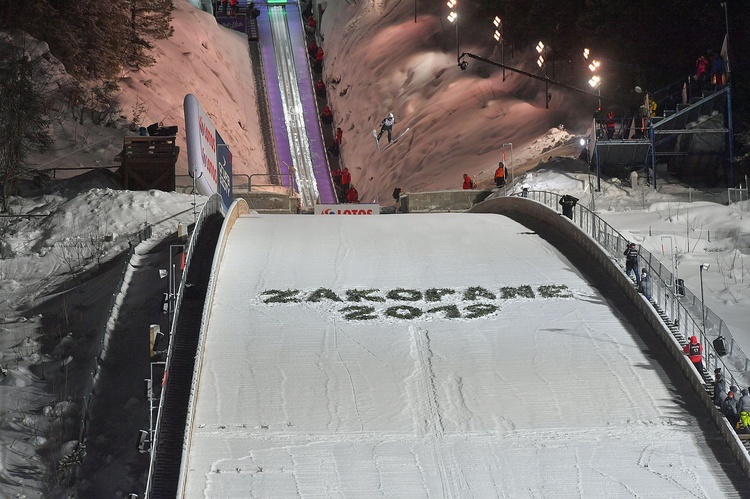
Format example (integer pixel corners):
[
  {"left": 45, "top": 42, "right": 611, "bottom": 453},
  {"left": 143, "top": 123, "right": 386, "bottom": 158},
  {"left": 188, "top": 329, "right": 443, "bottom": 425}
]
[
  {"left": 457, "top": 52, "right": 619, "bottom": 106},
  {"left": 447, "top": 0, "right": 461, "bottom": 67}
]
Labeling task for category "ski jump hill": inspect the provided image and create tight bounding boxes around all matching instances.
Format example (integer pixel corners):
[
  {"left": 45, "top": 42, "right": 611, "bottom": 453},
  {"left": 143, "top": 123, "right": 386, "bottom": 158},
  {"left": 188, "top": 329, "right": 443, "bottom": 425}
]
[{"left": 148, "top": 196, "right": 750, "bottom": 497}]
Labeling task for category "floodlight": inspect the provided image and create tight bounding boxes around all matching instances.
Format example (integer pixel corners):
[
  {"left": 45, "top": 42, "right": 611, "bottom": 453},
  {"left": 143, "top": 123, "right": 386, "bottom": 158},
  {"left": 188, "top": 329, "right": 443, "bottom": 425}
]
[
  {"left": 588, "top": 75, "right": 601, "bottom": 88},
  {"left": 701, "top": 263, "right": 710, "bottom": 270},
  {"left": 537, "top": 55, "right": 545, "bottom": 68},
  {"left": 447, "top": 11, "right": 457, "bottom": 23},
  {"left": 536, "top": 41, "right": 545, "bottom": 54},
  {"left": 447, "top": 0, "right": 456, "bottom": 8},
  {"left": 579, "top": 138, "right": 586, "bottom": 146},
  {"left": 588, "top": 60, "right": 601, "bottom": 72},
  {"left": 583, "top": 48, "right": 590, "bottom": 59},
  {"left": 494, "top": 30, "right": 501, "bottom": 42},
  {"left": 493, "top": 16, "right": 501, "bottom": 27}
]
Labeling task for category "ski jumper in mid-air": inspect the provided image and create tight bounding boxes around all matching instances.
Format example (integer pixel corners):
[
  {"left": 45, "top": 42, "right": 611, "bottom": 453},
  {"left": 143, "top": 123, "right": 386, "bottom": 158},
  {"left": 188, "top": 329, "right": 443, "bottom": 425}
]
[{"left": 377, "top": 113, "right": 396, "bottom": 143}]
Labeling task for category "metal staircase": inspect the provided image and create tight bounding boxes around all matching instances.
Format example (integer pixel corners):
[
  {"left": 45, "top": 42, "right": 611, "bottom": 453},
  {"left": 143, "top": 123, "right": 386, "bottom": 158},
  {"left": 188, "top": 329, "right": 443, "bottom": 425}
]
[{"left": 147, "top": 214, "right": 223, "bottom": 498}]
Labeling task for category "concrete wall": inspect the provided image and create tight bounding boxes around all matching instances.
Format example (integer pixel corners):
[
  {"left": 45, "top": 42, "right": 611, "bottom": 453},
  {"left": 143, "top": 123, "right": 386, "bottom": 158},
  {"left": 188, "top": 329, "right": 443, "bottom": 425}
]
[
  {"left": 234, "top": 192, "right": 298, "bottom": 213},
  {"left": 401, "top": 189, "right": 493, "bottom": 213},
  {"left": 470, "top": 196, "right": 750, "bottom": 478}
]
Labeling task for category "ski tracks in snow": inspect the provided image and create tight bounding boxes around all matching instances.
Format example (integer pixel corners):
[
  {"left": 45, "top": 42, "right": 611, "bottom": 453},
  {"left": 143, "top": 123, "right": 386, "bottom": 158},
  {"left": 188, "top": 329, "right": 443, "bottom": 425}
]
[
  {"left": 333, "top": 322, "right": 364, "bottom": 432},
  {"left": 408, "top": 325, "right": 464, "bottom": 498}
]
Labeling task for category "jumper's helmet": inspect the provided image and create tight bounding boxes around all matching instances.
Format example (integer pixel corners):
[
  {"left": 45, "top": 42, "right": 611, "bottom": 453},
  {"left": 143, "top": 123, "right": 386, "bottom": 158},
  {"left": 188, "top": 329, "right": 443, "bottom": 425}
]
[{"left": 388, "top": 112, "right": 394, "bottom": 119}]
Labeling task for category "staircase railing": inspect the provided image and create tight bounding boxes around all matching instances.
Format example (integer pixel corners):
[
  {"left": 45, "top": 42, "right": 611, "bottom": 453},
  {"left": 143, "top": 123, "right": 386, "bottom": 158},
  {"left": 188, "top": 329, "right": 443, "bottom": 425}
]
[{"left": 518, "top": 190, "right": 750, "bottom": 391}]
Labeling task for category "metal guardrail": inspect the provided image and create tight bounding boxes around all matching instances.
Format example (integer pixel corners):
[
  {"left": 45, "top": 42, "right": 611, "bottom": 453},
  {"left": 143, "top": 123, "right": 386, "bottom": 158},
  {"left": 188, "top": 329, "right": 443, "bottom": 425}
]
[
  {"left": 145, "top": 193, "right": 223, "bottom": 495},
  {"left": 521, "top": 190, "right": 749, "bottom": 390}
]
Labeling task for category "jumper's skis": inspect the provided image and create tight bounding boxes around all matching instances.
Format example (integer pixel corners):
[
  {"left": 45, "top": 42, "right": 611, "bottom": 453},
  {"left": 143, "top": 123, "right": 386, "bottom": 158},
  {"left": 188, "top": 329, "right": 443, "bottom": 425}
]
[
  {"left": 380, "top": 127, "right": 410, "bottom": 152},
  {"left": 373, "top": 129, "right": 380, "bottom": 151}
]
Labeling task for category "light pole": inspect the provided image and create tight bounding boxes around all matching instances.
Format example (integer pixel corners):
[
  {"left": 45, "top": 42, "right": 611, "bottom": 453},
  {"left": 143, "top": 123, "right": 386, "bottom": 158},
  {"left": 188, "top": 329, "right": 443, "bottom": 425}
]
[
  {"left": 447, "top": 1, "right": 459, "bottom": 65},
  {"left": 699, "top": 263, "right": 710, "bottom": 336},
  {"left": 493, "top": 16, "right": 505, "bottom": 81},
  {"left": 584, "top": 48, "right": 602, "bottom": 109},
  {"left": 536, "top": 41, "right": 550, "bottom": 109}
]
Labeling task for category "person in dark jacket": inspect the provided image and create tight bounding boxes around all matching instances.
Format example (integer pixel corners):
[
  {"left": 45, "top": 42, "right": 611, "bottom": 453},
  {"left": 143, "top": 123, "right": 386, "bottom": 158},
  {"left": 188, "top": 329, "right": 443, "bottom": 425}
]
[
  {"left": 723, "top": 390, "right": 740, "bottom": 429},
  {"left": 714, "top": 368, "right": 728, "bottom": 407},
  {"left": 623, "top": 86, "right": 643, "bottom": 139},
  {"left": 683, "top": 335, "right": 704, "bottom": 374},
  {"left": 559, "top": 195, "right": 578, "bottom": 220},
  {"left": 315, "top": 80, "right": 326, "bottom": 99},
  {"left": 624, "top": 242, "right": 640, "bottom": 284},
  {"left": 638, "top": 269, "right": 651, "bottom": 299},
  {"left": 393, "top": 187, "right": 403, "bottom": 210}
]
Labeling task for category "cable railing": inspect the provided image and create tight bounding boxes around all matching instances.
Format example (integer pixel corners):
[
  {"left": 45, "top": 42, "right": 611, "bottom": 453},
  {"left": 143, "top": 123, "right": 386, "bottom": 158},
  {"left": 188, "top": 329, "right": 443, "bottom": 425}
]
[{"left": 520, "top": 190, "right": 749, "bottom": 390}]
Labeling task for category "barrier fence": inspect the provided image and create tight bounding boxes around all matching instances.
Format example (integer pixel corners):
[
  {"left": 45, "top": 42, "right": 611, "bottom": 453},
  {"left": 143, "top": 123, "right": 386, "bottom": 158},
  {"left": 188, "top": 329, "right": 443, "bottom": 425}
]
[{"left": 522, "top": 190, "right": 749, "bottom": 390}]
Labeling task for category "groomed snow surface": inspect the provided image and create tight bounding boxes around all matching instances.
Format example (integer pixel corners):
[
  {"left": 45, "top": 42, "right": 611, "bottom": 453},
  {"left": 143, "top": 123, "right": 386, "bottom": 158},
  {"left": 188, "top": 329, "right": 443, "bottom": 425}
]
[{"left": 183, "top": 213, "right": 747, "bottom": 497}]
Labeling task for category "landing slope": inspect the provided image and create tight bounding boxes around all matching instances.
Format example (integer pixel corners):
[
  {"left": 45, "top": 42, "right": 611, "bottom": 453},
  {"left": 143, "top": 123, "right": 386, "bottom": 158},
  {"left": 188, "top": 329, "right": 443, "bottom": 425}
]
[{"left": 183, "top": 213, "right": 743, "bottom": 497}]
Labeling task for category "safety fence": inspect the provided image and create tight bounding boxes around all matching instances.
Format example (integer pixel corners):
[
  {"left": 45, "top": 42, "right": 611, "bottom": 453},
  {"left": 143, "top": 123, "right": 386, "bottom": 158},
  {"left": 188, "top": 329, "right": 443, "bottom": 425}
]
[
  {"left": 145, "top": 193, "right": 224, "bottom": 495},
  {"left": 523, "top": 190, "right": 750, "bottom": 390}
]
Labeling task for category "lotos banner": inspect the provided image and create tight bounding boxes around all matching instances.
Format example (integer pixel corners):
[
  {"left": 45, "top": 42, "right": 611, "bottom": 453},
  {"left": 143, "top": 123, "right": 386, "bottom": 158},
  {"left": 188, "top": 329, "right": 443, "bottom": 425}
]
[{"left": 314, "top": 204, "right": 380, "bottom": 215}]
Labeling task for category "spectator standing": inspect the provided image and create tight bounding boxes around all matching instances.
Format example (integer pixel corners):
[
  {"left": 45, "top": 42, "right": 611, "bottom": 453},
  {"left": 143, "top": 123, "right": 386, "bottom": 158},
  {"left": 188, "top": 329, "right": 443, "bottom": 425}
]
[
  {"left": 606, "top": 111, "right": 616, "bottom": 140},
  {"left": 714, "top": 368, "right": 729, "bottom": 407},
  {"left": 624, "top": 243, "right": 640, "bottom": 284},
  {"left": 694, "top": 53, "right": 709, "bottom": 91},
  {"left": 340, "top": 167, "right": 351, "bottom": 192},
  {"left": 623, "top": 86, "right": 643, "bottom": 139},
  {"left": 229, "top": 0, "right": 238, "bottom": 16},
  {"left": 326, "top": 141, "right": 340, "bottom": 158},
  {"left": 320, "top": 105, "right": 333, "bottom": 125},
  {"left": 315, "top": 80, "right": 326, "bottom": 99},
  {"left": 308, "top": 40, "right": 319, "bottom": 58},
  {"left": 723, "top": 390, "right": 740, "bottom": 429},
  {"left": 462, "top": 174, "right": 473, "bottom": 190},
  {"left": 711, "top": 50, "right": 726, "bottom": 88},
  {"left": 305, "top": 16, "right": 317, "bottom": 36},
  {"left": 346, "top": 185, "right": 359, "bottom": 203},
  {"left": 335, "top": 127, "right": 343, "bottom": 145},
  {"left": 392, "top": 187, "right": 402, "bottom": 206},
  {"left": 559, "top": 195, "right": 578, "bottom": 220},
  {"left": 494, "top": 162, "right": 506, "bottom": 187},
  {"left": 313, "top": 51, "right": 324, "bottom": 73},
  {"left": 331, "top": 166, "right": 342, "bottom": 186},
  {"left": 737, "top": 388, "right": 750, "bottom": 432},
  {"left": 638, "top": 269, "right": 651, "bottom": 299},
  {"left": 221, "top": 0, "right": 228, "bottom": 15},
  {"left": 683, "top": 336, "right": 704, "bottom": 375}
]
